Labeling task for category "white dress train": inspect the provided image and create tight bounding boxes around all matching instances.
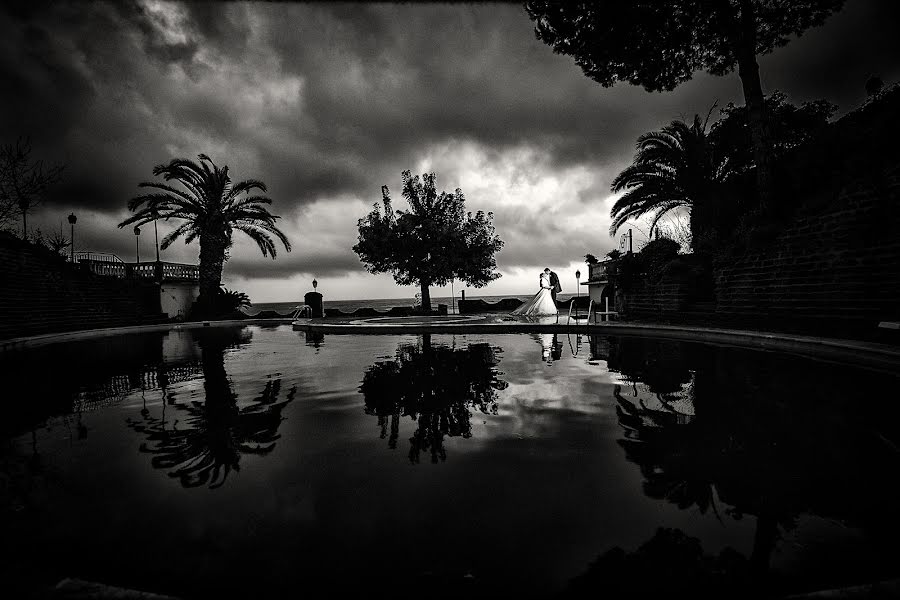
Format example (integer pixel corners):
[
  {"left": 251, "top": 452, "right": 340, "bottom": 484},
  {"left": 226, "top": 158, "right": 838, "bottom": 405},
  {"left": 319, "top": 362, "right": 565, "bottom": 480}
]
[{"left": 512, "top": 274, "right": 558, "bottom": 316}]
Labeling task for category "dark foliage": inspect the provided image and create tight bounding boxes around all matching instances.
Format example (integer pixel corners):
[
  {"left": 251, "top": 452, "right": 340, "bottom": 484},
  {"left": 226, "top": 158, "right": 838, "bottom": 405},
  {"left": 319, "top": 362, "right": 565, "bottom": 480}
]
[
  {"left": 0, "top": 137, "right": 65, "bottom": 236},
  {"left": 525, "top": 0, "right": 845, "bottom": 207},
  {"left": 709, "top": 90, "right": 837, "bottom": 177}
]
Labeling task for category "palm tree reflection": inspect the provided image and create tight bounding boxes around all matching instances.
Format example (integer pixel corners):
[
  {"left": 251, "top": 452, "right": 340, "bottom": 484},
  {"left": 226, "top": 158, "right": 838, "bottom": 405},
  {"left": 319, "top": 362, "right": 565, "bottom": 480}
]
[
  {"left": 127, "top": 328, "right": 296, "bottom": 488},
  {"left": 360, "top": 335, "right": 507, "bottom": 463},
  {"left": 604, "top": 336, "right": 900, "bottom": 586}
]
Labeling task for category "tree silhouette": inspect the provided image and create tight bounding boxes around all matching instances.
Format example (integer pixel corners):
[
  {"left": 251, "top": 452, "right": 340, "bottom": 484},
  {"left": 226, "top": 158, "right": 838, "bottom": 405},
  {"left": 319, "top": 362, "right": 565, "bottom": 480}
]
[
  {"left": 126, "top": 328, "right": 296, "bottom": 488},
  {"left": 565, "top": 527, "right": 751, "bottom": 599},
  {"left": 524, "top": 0, "right": 845, "bottom": 209},
  {"left": 709, "top": 91, "right": 836, "bottom": 177},
  {"left": 359, "top": 336, "right": 507, "bottom": 463},
  {"left": 610, "top": 112, "right": 730, "bottom": 245},
  {"left": 606, "top": 339, "right": 900, "bottom": 589},
  {"left": 118, "top": 155, "right": 290, "bottom": 315},
  {"left": 353, "top": 171, "right": 503, "bottom": 311},
  {"left": 0, "top": 137, "right": 64, "bottom": 237}
]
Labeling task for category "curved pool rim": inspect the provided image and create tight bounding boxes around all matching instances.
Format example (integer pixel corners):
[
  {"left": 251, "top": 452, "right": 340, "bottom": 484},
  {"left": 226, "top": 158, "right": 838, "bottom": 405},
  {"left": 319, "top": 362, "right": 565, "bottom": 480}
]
[{"left": 2, "top": 317, "right": 899, "bottom": 373}]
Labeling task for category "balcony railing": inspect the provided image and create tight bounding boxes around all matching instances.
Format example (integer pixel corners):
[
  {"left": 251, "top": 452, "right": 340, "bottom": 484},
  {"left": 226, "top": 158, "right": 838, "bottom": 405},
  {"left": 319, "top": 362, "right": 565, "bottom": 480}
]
[{"left": 78, "top": 259, "right": 199, "bottom": 282}]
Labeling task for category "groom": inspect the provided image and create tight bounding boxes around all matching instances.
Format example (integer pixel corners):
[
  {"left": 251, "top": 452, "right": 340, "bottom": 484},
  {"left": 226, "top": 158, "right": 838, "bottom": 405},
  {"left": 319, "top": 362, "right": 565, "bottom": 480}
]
[{"left": 545, "top": 267, "right": 562, "bottom": 303}]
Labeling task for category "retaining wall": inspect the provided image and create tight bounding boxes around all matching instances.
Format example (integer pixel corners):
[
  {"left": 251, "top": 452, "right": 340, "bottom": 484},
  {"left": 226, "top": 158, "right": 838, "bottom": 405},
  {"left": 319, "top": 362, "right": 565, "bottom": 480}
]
[{"left": 0, "top": 233, "right": 164, "bottom": 339}]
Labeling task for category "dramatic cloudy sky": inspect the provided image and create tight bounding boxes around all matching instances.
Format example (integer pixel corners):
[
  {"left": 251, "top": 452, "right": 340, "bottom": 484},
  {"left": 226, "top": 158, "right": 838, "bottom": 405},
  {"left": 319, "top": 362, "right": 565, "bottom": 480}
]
[{"left": 2, "top": 1, "right": 898, "bottom": 301}]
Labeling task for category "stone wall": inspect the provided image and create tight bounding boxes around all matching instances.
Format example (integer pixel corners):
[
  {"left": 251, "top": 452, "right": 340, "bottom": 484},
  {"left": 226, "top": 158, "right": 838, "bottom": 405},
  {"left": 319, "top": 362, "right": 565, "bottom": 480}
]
[
  {"left": 710, "top": 90, "right": 900, "bottom": 337},
  {"left": 0, "top": 233, "right": 164, "bottom": 340},
  {"left": 618, "top": 279, "right": 693, "bottom": 319},
  {"left": 713, "top": 166, "right": 900, "bottom": 335}
]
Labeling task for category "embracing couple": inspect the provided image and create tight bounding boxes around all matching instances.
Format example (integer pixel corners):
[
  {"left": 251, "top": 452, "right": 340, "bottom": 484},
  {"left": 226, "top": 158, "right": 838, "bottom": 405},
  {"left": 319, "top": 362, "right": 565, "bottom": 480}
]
[{"left": 511, "top": 268, "right": 561, "bottom": 317}]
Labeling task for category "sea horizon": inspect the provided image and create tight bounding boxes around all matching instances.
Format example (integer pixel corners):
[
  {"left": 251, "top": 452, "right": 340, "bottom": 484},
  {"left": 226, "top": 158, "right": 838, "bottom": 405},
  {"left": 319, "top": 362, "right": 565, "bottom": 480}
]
[{"left": 243, "top": 292, "right": 578, "bottom": 315}]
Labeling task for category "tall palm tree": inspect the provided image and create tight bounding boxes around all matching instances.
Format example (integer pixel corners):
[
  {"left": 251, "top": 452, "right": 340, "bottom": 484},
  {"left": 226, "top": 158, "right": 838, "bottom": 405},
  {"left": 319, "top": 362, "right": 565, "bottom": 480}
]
[
  {"left": 610, "top": 114, "right": 731, "bottom": 246},
  {"left": 119, "top": 154, "right": 291, "bottom": 310}
]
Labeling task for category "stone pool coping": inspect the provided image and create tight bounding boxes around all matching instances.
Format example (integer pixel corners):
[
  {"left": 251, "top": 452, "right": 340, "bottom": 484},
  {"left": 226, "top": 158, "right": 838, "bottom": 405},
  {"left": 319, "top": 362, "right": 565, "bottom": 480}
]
[{"left": 2, "top": 316, "right": 899, "bottom": 373}]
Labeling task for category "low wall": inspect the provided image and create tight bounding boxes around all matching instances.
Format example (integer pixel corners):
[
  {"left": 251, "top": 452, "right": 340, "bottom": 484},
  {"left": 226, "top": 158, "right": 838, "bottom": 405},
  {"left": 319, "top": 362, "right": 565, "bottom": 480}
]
[
  {"left": 458, "top": 298, "right": 523, "bottom": 314},
  {"left": 619, "top": 280, "right": 692, "bottom": 318},
  {"left": 0, "top": 233, "right": 165, "bottom": 340},
  {"left": 324, "top": 304, "right": 449, "bottom": 318}
]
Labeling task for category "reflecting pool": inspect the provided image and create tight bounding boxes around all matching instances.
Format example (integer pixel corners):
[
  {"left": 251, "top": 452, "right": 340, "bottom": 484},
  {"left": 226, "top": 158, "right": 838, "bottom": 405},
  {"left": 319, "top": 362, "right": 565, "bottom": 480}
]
[{"left": 2, "top": 325, "right": 899, "bottom": 598}]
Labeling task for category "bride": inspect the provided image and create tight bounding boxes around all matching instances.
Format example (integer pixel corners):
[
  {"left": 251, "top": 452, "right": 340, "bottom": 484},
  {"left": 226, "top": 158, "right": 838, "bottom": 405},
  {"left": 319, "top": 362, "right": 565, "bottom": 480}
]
[{"left": 512, "top": 268, "right": 558, "bottom": 316}]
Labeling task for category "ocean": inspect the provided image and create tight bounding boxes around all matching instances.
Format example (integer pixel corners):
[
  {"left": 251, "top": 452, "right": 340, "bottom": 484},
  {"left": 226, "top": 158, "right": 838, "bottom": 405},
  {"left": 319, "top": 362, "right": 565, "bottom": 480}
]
[{"left": 243, "top": 293, "right": 578, "bottom": 316}]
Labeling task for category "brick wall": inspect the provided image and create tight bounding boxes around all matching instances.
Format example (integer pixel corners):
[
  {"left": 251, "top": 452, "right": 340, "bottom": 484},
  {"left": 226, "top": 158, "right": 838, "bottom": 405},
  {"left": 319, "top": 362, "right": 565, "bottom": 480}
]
[
  {"left": 0, "top": 233, "right": 163, "bottom": 340},
  {"left": 618, "top": 279, "right": 692, "bottom": 319},
  {"left": 711, "top": 90, "right": 900, "bottom": 337}
]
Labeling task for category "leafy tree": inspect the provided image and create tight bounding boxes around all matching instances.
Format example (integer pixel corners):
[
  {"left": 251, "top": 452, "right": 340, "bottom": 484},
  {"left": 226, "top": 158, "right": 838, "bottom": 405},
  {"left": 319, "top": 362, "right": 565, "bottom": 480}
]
[
  {"left": 119, "top": 154, "right": 291, "bottom": 316},
  {"left": 610, "top": 114, "right": 729, "bottom": 246},
  {"left": 584, "top": 253, "right": 599, "bottom": 265},
  {"left": 709, "top": 90, "right": 836, "bottom": 176},
  {"left": 353, "top": 170, "right": 503, "bottom": 311},
  {"left": 0, "top": 137, "right": 64, "bottom": 237},
  {"left": 524, "top": 0, "right": 845, "bottom": 208}
]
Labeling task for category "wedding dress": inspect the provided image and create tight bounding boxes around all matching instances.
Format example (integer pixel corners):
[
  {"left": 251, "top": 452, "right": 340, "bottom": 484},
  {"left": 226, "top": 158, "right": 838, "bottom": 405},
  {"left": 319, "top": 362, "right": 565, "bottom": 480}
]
[{"left": 512, "top": 273, "right": 558, "bottom": 316}]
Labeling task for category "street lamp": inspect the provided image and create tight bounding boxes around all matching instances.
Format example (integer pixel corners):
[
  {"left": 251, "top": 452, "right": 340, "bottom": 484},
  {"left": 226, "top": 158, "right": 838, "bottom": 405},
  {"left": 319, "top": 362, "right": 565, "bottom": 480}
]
[
  {"left": 134, "top": 226, "right": 141, "bottom": 263},
  {"left": 575, "top": 269, "right": 581, "bottom": 318},
  {"left": 153, "top": 214, "right": 161, "bottom": 262},
  {"left": 312, "top": 278, "right": 318, "bottom": 291},
  {"left": 67, "top": 213, "right": 77, "bottom": 263}
]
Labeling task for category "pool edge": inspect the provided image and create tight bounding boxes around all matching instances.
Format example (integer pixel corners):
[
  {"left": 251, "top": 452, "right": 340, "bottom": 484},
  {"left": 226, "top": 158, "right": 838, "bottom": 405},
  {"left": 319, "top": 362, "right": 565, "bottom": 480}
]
[{"left": 3, "top": 318, "right": 899, "bottom": 373}]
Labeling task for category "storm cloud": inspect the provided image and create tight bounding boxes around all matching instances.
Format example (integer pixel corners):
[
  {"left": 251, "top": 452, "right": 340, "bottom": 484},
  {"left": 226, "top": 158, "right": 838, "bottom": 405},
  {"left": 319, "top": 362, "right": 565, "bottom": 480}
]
[{"left": 2, "top": 1, "right": 898, "bottom": 300}]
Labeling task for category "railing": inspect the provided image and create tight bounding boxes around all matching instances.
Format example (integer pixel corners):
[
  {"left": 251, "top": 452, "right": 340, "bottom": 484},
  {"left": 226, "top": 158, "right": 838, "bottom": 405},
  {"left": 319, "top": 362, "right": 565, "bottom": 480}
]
[
  {"left": 74, "top": 252, "right": 124, "bottom": 264},
  {"left": 155, "top": 262, "right": 200, "bottom": 281},
  {"left": 77, "top": 259, "right": 199, "bottom": 282},
  {"left": 79, "top": 259, "right": 128, "bottom": 278}
]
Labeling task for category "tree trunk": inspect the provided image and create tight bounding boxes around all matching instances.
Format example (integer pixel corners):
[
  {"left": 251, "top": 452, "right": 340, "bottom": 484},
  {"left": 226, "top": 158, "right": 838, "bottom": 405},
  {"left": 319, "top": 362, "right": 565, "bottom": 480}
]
[
  {"left": 750, "top": 513, "right": 778, "bottom": 577},
  {"left": 419, "top": 281, "right": 431, "bottom": 312},
  {"left": 21, "top": 210, "right": 26, "bottom": 240},
  {"left": 735, "top": 0, "right": 774, "bottom": 211},
  {"left": 197, "top": 230, "right": 228, "bottom": 314}
]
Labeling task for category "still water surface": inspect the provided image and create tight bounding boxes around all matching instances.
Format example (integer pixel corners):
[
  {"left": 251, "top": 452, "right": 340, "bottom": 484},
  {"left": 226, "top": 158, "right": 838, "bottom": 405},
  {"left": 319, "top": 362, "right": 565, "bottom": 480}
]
[{"left": 2, "top": 325, "right": 898, "bottom": 598}]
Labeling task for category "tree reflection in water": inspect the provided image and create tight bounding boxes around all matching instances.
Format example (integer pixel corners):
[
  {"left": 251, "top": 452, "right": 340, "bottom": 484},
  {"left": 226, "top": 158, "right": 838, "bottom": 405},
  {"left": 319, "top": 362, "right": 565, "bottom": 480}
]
[
  {"left": 596, "top": 336, "right": 900, "bottom": 594},
  {"left": 360, "top": 335, "right": 507, "bottom": 463},
  {"left": 127, "top": 328, "right": 296, "bottom": 489}
]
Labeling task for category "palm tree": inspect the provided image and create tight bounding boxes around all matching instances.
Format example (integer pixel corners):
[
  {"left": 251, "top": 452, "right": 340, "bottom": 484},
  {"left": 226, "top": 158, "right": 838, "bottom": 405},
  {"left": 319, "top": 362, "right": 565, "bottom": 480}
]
[
  {"left": 610, "top": 113, "right": 730, "bottom": 247},
  {"left": 119, "top": 154, "right": 290, "bottom": 312}
]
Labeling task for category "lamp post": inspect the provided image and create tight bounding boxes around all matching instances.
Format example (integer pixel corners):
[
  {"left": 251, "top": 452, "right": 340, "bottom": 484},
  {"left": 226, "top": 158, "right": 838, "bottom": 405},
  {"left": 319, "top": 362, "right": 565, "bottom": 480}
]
[
  {"left": 67, "top": 213, "right": 77, "bottom": 263},
  {"left": 575, "top": 269, "right": 581, "bottom": 318},
  {"left": 153, "top": 213, "right": 160, "bottom": 262},
  {"left": 312, "top": 278, "right": 318, "bottom": 291},
  {"left": 134, "top": 226, "right": 141, "bottom": 263}
]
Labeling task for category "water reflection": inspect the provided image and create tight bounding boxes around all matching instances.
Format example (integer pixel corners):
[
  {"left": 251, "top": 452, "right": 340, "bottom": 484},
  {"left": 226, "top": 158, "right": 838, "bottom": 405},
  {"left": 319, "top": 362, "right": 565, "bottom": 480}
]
[
  {"left": 360, "top": 335, "right": 507, "bottom": 463},
  {"left": 536, "top": 333, "right": 564, "bottom": 364},
  {"left": 126, "top": 328, "right": 296, "bottom": 488},
  {"left": 601, "top": 336, "right": 900, "bottom": 590},
  {"left": 565, "top": 527, "right": 751, "bottom": 599}
]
